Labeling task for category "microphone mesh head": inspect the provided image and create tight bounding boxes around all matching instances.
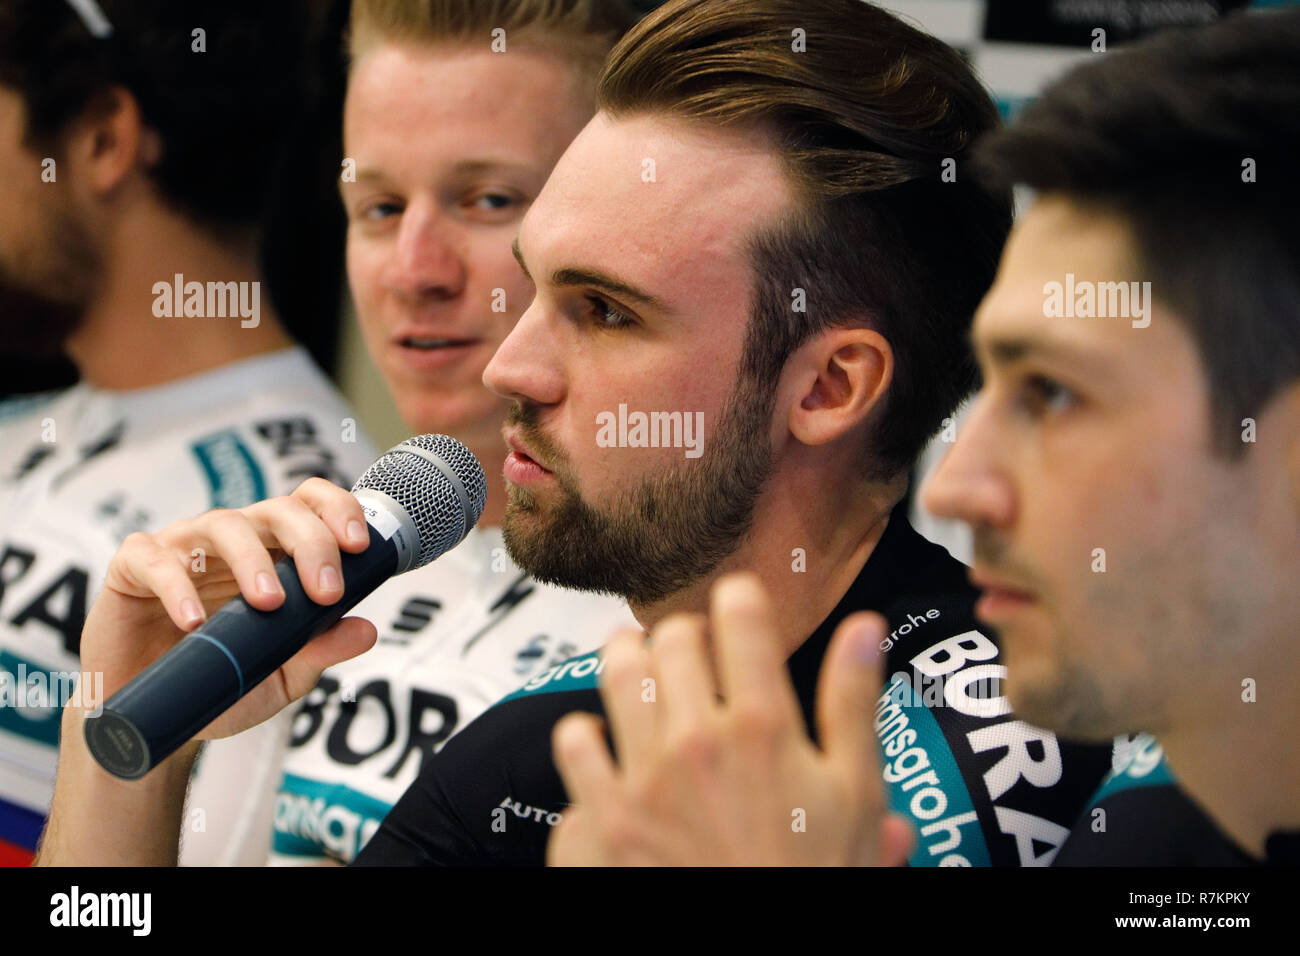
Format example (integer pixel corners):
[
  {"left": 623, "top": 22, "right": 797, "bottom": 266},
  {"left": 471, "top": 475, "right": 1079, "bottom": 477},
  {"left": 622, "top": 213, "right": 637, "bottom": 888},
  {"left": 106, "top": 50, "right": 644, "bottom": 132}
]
[{"left": 351, "top": 434, "right": 488, "bottom": 568}]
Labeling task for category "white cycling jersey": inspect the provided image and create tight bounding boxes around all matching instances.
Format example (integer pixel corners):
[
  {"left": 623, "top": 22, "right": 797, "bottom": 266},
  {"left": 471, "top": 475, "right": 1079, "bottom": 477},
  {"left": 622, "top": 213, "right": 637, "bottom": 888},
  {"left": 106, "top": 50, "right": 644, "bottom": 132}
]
[
  {"left": 179, "top": 524, "right": 637, "bottom": 866},
  {"left": 0, "top": 346, "right": 377, "bottom": 860}
]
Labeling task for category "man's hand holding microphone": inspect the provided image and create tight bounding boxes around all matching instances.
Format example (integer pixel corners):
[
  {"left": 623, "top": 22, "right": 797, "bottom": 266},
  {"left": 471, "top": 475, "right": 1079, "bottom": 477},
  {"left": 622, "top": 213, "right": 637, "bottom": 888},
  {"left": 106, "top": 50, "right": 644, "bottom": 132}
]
[{"left": 35, "top": 435, "right": 485, "bottom": 865}]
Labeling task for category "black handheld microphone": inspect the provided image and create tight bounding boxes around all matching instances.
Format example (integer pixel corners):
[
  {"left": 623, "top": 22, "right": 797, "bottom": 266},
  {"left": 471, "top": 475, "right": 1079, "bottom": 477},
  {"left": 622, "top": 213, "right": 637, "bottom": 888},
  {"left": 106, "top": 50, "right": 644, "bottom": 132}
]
[{"left": 84, "top": 434, "right": 487, "bottom": 779}]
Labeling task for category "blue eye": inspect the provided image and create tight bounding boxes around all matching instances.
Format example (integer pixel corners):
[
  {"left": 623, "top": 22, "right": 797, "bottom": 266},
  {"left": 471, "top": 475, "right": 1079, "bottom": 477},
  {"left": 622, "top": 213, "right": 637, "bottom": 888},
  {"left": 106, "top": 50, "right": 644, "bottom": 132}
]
[
  {"left": 1020, "top": 375, "right": 1077, "bottom": 416},
  {"left": 363, "top": 201, "right": 402, "bottom": 221},
  {"left": 473, "top": 192, "right": 517, "bottom": 210},
  {"left": 587, "top": 295, "right": 635, "bottom": 330}
]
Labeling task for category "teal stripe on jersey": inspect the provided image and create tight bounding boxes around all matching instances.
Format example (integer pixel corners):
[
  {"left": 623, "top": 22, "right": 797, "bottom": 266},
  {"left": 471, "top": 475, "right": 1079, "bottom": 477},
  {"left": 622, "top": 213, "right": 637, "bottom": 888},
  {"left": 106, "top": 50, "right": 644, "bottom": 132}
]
[
  {"left": 0, "top": 650, "right": 66, "bottom": 746},
  {"left": 1087, "top": 735, "right": 1175, "bottom": 805},
  {"left": 191, "top": 430, "right": 267, "bottom": 509},
  {"left": 499, "top": 650, "right": 605, "bottom": 703},
  {"left": 0, "top": 390, "right": 63, "bottom": 426},
  {"left": 271, "top": 772, "right": 394, "bottom": 862},
  {"left": 876, "top": 677, "right": 992, "bottom": 867}
]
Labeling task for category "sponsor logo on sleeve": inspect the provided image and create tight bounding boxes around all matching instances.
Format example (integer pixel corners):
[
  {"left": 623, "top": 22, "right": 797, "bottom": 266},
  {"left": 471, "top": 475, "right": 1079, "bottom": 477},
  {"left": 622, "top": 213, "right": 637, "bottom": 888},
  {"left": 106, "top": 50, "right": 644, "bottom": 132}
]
[{"left": 190, "top": 431, "right": 267, "bottom": 508}]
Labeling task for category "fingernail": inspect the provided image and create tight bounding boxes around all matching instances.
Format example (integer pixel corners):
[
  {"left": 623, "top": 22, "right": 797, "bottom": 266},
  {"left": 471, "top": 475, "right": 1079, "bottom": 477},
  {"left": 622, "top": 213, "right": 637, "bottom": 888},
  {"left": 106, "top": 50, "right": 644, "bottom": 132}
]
[
  {"left": 256, "top": 571, "right": 281, "bottom": 597},
  {"left": 181, "top": 599, "right": 204, "bottom": 627},
  {"left": 346, "top": 520, "right": 368, "bottom": 546},
  {"left": 853, "top": 619, "right": 883, "bottom": 663},
  {"left": 319, "top": 565, "right": 342, "bottom": 591}
]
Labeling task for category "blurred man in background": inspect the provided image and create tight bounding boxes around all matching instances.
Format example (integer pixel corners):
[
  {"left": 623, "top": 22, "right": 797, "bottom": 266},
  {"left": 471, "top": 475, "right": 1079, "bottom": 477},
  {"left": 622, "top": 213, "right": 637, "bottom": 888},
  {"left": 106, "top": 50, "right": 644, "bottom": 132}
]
[
  {"left": 180, "top": 0, "right": 644, "bottom": 865},
  {"left": 928, "top": 5, "right": 1300, "bottom": 866},
  {"left": 0, "top": 0, "right": 376, "bottom": 864}
]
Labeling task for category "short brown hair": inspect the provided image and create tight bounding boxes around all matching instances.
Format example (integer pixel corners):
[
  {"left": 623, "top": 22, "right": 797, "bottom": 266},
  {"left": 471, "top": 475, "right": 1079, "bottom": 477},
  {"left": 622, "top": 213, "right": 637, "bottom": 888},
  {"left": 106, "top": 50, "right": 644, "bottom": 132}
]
[
  {"left": 348, "top": 0, "right": 642, "bottom": 93},
  {"left": 974, "top": 9, "right": 1300, "bottom": 459},
  {"left": 600, "top": 0, "right": 1012, "bottom": 478}
]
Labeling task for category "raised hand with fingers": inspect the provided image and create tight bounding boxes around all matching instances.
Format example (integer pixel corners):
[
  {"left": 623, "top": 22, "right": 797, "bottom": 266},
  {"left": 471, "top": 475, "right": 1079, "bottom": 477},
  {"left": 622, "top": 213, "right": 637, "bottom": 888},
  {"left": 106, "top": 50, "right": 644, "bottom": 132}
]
[{"left": 548, "top": 572, "right": 914, "bottom": 866}]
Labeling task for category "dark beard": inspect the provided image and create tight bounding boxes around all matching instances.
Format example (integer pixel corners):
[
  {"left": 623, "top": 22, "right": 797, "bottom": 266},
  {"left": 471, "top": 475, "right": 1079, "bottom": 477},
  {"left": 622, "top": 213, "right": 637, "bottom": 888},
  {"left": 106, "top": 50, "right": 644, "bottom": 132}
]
[
  {"left": 501, "top": 371, "right": 777, "bottom": 607},
  {"left": 0, "top": 272, "right": 86, "bottom": 357},
  {"left": 0, "top": 202, "right": 98, "bottom": 357}
]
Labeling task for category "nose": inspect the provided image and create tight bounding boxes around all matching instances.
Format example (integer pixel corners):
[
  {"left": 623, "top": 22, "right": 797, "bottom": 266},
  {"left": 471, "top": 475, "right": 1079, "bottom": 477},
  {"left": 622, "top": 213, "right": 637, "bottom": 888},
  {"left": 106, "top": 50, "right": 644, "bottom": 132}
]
[
  {"left": 383, "top": 196, "right": 467, "bottom": 301},
  {"left": 482, "top": 294, "right": 566, "bottom": 408},
  {"left": 920, "top": 395, "right": 1016, "bottom": 532}
]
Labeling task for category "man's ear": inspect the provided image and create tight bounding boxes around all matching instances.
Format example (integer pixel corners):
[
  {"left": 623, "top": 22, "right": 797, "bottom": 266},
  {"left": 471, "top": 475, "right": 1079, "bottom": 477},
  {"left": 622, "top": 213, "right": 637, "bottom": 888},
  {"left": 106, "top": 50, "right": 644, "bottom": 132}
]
[
  {"left": 61, "top": 86, "right": 153, "bottom": 198},
  {"left": 786, "top": 326, "right": 892, "bottom": 447}
]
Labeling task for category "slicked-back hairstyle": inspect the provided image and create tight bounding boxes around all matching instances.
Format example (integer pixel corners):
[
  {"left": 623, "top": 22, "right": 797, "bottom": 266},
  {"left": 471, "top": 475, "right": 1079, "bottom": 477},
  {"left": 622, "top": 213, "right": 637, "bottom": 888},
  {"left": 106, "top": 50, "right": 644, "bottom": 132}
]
[
  {"left": 0, "top": 0, "right": 321, "bottom": 241},
  {"left": 598, "top": 0, "right": 1013, "bottom": 479},
  {"left": 348, "top": 0, "right": 642, "bottom": 96},
  {"left": 974, "top": 9, "right": 1300, "bottom": 459}
]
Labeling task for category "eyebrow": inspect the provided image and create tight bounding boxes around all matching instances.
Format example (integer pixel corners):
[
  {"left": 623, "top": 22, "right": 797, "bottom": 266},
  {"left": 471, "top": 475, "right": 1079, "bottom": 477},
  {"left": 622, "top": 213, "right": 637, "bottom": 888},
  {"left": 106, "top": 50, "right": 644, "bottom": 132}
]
[
  {"left": 976, "top": 331, "right": 1111, "bottom": 377},
  {"left": 450, "top": 158, "right": 538, "bottom": 178},
  {"left": 344, "top": 168, "right": 388, "bottom": 187},
  {"left": 338, "top": 168, "right": 389, "bottom": 200},
  {"left": 512, "top": 238, "right": 673, "bottom": 314},
  {"left": 343, "top": 159, "right": 539, "bottom": 190},
  {"left": 981, "top": 337, "right": 1034, "bottom": 365}
]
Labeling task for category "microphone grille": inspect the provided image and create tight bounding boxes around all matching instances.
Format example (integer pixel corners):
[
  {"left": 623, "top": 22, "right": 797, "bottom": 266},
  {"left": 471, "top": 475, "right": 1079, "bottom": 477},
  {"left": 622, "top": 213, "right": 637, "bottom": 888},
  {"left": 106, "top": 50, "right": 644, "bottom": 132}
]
[{"left": 351, "top": 434, "right": 488, "bottom": 568}]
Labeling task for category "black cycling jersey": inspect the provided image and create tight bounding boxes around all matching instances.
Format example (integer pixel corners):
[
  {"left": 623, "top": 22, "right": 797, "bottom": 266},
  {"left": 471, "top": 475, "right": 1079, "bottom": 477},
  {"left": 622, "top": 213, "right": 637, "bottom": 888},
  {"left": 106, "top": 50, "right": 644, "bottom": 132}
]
[
  {"left": 1055, "top": 782, "right": 1254, "bottom": 866},
  {"left": 354, "top": 508, "right": 1112, "bottom": 867},
  {"left": 1265, "top": 832, "right": 1300, "bottom": 866},
  {"left": 1054, "top": 734, "right": 1293, "bottom": 866}
]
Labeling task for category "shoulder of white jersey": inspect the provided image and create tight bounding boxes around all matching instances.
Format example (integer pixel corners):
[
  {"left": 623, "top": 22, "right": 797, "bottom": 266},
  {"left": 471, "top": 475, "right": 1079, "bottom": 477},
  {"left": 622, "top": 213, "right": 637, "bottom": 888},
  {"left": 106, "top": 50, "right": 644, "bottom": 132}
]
[
  {"left": 174, "top": 347, "right": 378, "bottom": 500},
  {"left": 0, "top": 388, "right": 82, "bottom": 481},
  {"left": 96, "top": 349, "right": 377, "bottom": 510},
  {"left": 0, "top": 388, "right": 72, "bottom": 429}
]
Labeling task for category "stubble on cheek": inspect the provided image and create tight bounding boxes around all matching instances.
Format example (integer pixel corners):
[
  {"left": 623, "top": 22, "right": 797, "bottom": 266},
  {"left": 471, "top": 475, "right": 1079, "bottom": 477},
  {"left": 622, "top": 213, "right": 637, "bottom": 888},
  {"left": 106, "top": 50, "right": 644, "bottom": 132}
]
[
  {"left": 1025, "top": 659, "right": 1114, "bottom": 741},
  {"left": 1053, "top": 550, "right": 1181, "bottom": 738},
  {"left": 997, "top": 611, "right": 1108, "bottom": 742}
]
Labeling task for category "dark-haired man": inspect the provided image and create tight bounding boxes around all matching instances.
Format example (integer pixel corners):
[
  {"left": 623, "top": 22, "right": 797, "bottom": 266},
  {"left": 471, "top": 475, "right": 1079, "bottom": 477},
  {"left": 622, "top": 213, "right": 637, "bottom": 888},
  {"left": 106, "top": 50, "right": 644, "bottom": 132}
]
[
  {"left": 34, "top": 0, "right": 1114, "bottom": 867},
  {"left": 549, "top": 7, "right": 1300, "bottom": 866},
  {"left": 0, "top": 0, "right": 374, "bottom": 864},
  {"left": 927, "top": 6, "right": 1300, "bottom": 867}
]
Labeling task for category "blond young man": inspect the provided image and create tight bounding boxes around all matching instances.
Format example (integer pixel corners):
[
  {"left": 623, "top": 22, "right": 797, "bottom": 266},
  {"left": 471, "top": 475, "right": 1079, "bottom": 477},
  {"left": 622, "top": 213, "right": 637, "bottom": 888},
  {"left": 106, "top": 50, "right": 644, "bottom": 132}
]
[{"left": 179, "top": 0, "right": 643, "bottom": 865}]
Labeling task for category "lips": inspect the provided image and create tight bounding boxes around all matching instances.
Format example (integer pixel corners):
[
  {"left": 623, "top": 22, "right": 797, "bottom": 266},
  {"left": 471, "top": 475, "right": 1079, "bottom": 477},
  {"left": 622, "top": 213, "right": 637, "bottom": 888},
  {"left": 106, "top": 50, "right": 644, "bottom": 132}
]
[
  {"left": 504, "top": 430, "right": 551, "bottom": 473},
  {"left": 502, "top": 430, "right": 555, "bottom": 489},
  {"left": 969, "top": 569, "right": 1036, "bottom": 601},
  {"left": 969, "top": 567, "right": 1038, "bottom": 622},
  {"left": 388, "top": 330, "right": 485, "bottom": 372},
  {"left": 396, "top": 335, "right": 481, "bottom": 350}
]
